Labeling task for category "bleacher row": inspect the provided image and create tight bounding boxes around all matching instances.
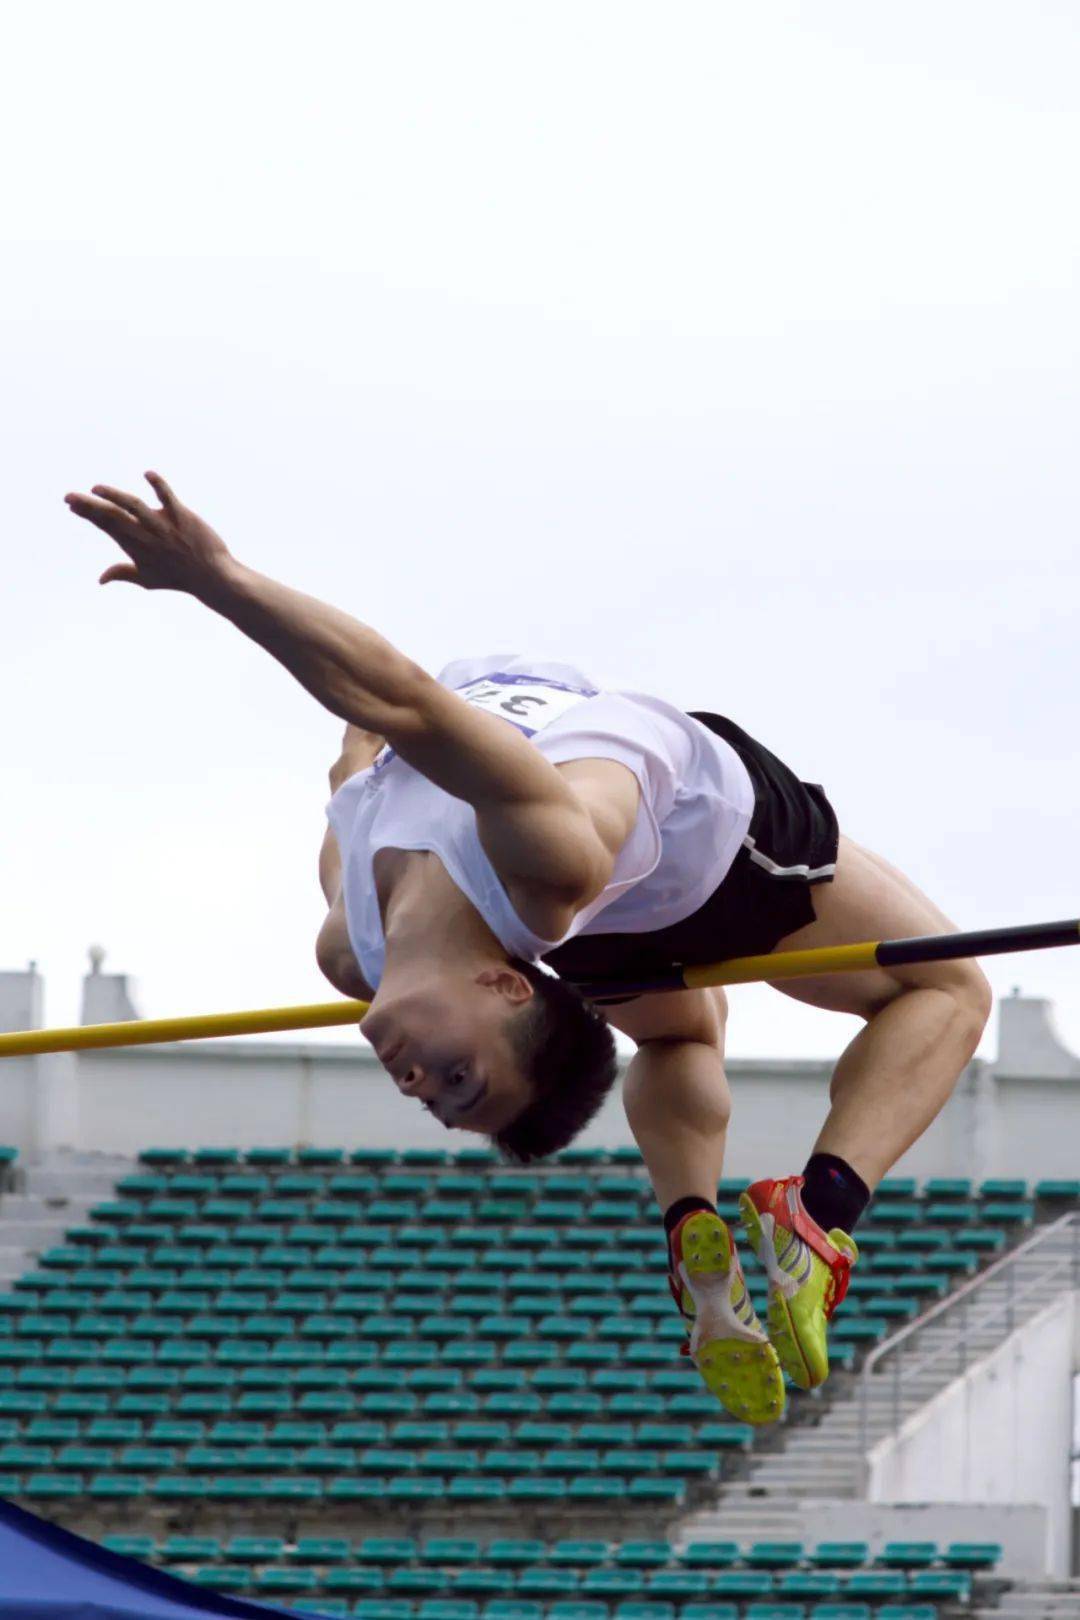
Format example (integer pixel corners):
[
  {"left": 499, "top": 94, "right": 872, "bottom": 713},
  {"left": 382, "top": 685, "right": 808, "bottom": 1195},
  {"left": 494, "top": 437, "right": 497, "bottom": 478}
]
[
  {"left": 0, "top": 1155, "right": 1069, "bottom": 1509},
  {"left": 94, "top": 1534, "right": 998, "bottom": 1620}
]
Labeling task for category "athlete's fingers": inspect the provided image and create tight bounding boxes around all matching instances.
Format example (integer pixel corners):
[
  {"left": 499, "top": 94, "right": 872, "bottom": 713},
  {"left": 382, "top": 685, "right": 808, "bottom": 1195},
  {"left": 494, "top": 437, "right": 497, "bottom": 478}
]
[
  {"left": 90, "top": 484, "right": 156, "bottom": 524},
  {"left": 99, "top": 563, "right": 142, "bottom": 586},
  {"left": 64, "top": 493, "right": 142, "bottom": 543},
  {"left": 144, "top": 470, "right": 181, "bottom": 514}
]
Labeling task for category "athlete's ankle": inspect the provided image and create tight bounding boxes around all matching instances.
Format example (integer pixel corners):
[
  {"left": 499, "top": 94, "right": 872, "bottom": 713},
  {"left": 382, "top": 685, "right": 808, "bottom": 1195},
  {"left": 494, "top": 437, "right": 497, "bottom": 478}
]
[{"left": 799, "top": 1153, "right": 870, "bottom": 1235}]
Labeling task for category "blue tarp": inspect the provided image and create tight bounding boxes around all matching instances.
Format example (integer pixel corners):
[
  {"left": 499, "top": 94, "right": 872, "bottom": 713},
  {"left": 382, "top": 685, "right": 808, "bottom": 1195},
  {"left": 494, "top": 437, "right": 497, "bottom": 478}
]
[{"left": 0, "top": 1496, "right": 303, "bottom": 1619}]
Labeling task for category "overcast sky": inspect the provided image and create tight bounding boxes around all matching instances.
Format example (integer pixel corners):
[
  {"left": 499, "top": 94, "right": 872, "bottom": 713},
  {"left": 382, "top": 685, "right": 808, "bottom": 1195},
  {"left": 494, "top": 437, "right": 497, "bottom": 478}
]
[{"left": 2, "top": 2, "right": 1078, "bottom": 1068}]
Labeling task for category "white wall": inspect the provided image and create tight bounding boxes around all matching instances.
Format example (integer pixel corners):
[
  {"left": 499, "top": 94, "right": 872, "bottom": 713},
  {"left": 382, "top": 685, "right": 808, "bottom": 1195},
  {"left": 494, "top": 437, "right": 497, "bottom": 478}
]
[{"left": 867, "top": 1292, "right": 1077, "bottom": 1577}]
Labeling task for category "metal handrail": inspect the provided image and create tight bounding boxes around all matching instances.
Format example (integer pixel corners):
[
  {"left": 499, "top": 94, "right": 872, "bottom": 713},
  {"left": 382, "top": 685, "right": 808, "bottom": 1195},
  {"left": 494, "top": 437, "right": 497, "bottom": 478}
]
[{"left": 857, "top": 1211, "right": 1080, "bottom": 1489}]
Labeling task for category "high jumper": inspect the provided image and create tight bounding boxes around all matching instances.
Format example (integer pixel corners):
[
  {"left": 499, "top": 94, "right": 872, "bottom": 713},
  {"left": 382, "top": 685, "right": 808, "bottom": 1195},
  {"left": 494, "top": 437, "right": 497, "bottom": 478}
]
[{"left": 65, "top": 472, "right": 992, "bottom": 1425}]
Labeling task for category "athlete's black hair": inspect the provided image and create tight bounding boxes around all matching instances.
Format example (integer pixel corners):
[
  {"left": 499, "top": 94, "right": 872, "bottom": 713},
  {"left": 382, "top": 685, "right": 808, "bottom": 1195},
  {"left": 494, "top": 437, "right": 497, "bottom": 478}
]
[{"left": 491, "top": 958, "right": 620, "bottom": 1163}]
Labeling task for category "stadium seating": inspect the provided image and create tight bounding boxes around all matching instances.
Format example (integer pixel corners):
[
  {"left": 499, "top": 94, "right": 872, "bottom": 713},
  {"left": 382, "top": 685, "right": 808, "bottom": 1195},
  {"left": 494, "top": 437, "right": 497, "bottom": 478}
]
[
  {"left": 0, "top": 1156, "right": 1055, "bottom": 1516},
  {"left": 0, "top": 1150, "right": 1050, "bottom": 1620}
]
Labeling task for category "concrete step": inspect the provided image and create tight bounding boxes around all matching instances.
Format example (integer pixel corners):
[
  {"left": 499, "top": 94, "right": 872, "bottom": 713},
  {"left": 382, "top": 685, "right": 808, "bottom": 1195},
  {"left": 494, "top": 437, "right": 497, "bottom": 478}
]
[
  {"left": 25, "top": 1166, "right": 131, "bottom": 1199},
  {"left": 0, "top": 1220, "right": 81, "bottom": 1248},
  {"left": 0, "top": 1193, "right": 94, "bottom": 1221}
]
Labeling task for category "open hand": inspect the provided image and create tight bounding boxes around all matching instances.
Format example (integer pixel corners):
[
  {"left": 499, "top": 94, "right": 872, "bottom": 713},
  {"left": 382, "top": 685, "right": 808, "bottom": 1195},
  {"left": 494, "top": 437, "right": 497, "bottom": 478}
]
[{"left": 64, "top": 472, "right": 235, "bottom": 595}]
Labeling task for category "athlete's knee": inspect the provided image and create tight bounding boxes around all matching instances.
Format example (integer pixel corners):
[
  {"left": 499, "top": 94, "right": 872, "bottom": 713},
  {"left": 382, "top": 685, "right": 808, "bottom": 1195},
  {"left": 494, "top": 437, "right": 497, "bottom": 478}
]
[
  {"left": 875, "top": 959, "right": 992, "bottom": 1053},
  {"left": 950, "top": 961, "right": 993, "bottom": 1049}
]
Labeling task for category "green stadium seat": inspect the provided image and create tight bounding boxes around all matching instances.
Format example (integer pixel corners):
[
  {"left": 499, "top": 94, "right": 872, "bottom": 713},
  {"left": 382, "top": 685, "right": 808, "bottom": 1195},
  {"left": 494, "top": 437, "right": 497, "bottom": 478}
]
[
  {"left": 680, "top": 1608, "right": 739, "bottom": 1620},
  {"left": 906, "top": 1571, "right": 971, "bottom": 1600},
  {"left": 868, "top": 1203, "right": 918, "bottom": 1226},
  {"left": 711, "top": 1574, "right": 774, "bottom": 1597},
  {"left": 453, "top": 1572, "right": 514, "bottom": 1598},
  {"left": 359, "top": 1538, "right": 419, "bottom": 1564},
  {"left": 419, "top": 1540, "right": 481, "bottom": 1565},
  {"left": 318, "top": 1571, "right": 385, "bottom": 1595},
  {"left": 943, "top": 1541, "right": 1000, "bottom": 1569},
  {"left": 747, "top": 1545, "right": 804, "bottom": 1570},
  {"left": 627, "top": 1478, "right": 683, "bottom": 1502},
  {"left": 506, "top": 1476, "right": 566, "bottom": 1501},
  {"left": 647, "top": 1574, "right": 709, "bottom": 1598},
  {"left": 582, "top": 1574, "right": 643, "bottom": 1598},
  {"left": 983, "top": 1201, "right": 1034, "bottom": 1224},
  {"left": 255, "top": 1568, "right": 321, "bottom": 1595},
  {"left": 876, "top": 1544, "right": 936, "bottom": 1570},
  {"left": 100, "top": 1534, "right": 156, "bottom": 1559},
  {"left": 615, "top": 1543, "right": 670, "bottom": 1569},
  {"left": 24, "top": 1473, "right": 83, "bottom": 1498},
  {"left": 448, "top": 1476, "right": 506, "bottom": 1501},
  {"left": 89, "top": 1473, "right": 147, "bottom": 1500},
  {"left": 551, "top": 1542, "right": 609, "bottom": 1567},
  {"left": 979, "top": 1177, "right": 1027, "bottom": 1198},
  {"left": 922, "top": 1179, "right": 971, "bottom": 1200},
  {"left": 775, "top": 1575, "right": 840, "bottom": 1599},
  {"left": 1035, "top": 1179, "right": 1080, "bottom": 1205},
  {"left": 924, "top": 1202, "right": 977, "bottom": 1225},
  {"left": 354, "top": 1606, "right": 414, "bottom": 1620},
  {"left": 743, "top": 1608, "right": 805, "bottom": 1620},
  {"left": 161, "top": 1534, "right": 224, "bottom": 1564},
  {"left": 486, "top": 1542, "right": 545, "bottom": 1568},
  {"left": 517, "top": 1570, "right": 578, "bottom": 1597},
  {"left": 226, "top": 1535, "right": 286, "bottom": 1562},
  {"left": 194, "top": 1567, "right": 253, "bottom": 1593},
  {"left": 677, "top": 1545, "right": 740, "bottom": 1570},
  {"left": 844, "top": 1573, "right": 905, "bottom": 1597},
  {"left": 138, "top": 1148, "right": 188, "bottom": 1166},
  {"left": 809, "top": 1546, "right": 869, "bottom": 1570},
  {"left": 420, "top": 1606, "right": 480, "bottom": 1620}
]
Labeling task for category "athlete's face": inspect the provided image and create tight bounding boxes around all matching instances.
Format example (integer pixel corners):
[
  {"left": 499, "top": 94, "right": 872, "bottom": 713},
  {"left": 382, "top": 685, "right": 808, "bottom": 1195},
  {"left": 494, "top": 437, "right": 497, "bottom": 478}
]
[{"left": 359, "top": 967, "right": 535, "bottom": 1136}]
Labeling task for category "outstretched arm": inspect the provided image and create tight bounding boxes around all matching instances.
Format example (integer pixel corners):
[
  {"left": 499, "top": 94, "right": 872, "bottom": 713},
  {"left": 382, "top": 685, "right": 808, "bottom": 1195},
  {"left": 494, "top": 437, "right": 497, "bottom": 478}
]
[{"left": 66, "top": 474, "right": 634, "bottom": 913}]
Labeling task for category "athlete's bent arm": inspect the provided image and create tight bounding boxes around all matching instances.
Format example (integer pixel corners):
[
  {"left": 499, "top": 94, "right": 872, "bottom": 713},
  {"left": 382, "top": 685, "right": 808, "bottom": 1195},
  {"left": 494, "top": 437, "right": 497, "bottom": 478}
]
[
  {"left": 607, "top": 990, "right": 732, "bottom": 1216},
  {"left": 65, "top": 474, "right": 637, "bottom": 918}
]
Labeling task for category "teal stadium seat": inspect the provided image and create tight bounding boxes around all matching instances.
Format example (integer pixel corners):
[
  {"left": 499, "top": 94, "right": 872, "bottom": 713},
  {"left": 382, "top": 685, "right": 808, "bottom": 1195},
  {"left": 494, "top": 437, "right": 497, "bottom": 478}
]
[
  {"left": 877, "top": 1543, "right": 936, "bottom": 1569},
  {"left": 944, "top": 1541, "right": 1001, "bottom": 1569}
]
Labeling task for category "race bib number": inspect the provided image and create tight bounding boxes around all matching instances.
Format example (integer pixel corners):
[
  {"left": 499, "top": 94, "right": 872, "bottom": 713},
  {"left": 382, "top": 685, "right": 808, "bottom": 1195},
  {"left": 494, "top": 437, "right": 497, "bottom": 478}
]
[
  {"left": 372, "top": 671, "right": 596, "bottom": 774},
  {"left": 455, "top": 673, "right": 596, "bottom": 734}
]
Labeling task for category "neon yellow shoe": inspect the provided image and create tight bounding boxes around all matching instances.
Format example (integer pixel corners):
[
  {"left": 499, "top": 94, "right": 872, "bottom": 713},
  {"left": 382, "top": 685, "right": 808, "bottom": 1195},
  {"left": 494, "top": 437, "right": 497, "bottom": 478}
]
[
  {"left": 738, "top": 1174, "right": 859, "bottom": 1390},
  {"left": 668, "top": 1208, "right": 786, "bottom": 1425}
]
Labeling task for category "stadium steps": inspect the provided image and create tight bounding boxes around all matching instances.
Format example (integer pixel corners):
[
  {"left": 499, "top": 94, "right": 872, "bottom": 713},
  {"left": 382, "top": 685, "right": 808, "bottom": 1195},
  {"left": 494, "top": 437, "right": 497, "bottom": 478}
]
[
  {"left": 0, "top": 1152, "right": 134, "bottom": 1288},
  {"left": 974, "top": 1575, "right": 1080, "bottom": 1619},
  {"left": 698, "top": 1229, "right": 1074, "bottom": 1513}
]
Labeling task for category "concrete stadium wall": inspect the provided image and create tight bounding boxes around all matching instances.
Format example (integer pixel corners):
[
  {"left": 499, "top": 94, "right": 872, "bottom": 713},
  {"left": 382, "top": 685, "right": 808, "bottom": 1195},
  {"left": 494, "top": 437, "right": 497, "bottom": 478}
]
[{"left": 866, "top": 1292, "right": 1078, "bottom": 1577}]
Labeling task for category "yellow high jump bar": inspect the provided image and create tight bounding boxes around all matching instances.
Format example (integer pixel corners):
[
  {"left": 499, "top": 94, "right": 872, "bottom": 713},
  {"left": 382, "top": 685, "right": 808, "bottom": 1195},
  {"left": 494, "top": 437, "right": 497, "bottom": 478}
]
[{"left": 0, "top": 917, "right": 1077, "bottom": 1059}]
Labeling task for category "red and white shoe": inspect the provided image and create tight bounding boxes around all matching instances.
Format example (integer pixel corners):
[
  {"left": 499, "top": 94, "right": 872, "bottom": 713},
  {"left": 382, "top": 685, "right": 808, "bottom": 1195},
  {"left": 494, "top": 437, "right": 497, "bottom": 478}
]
[{"left": 739, "top": 1175, "right": 858, "bottom": 1390}]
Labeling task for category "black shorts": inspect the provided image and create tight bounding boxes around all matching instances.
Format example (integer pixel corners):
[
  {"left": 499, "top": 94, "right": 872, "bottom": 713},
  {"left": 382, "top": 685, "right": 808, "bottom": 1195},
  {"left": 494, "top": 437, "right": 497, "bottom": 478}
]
[
  {"left": 542, "top": 711, "right": 840, "bottom": 998},
  {"left": 687, "top": 711, "right": 840, "bottom": 957}
]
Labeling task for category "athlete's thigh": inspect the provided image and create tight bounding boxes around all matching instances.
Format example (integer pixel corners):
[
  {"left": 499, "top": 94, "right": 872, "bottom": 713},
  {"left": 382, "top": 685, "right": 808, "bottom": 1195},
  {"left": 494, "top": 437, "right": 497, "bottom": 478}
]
[{"left": 765, "top": 834, "right": 963, "bottom": 1019}]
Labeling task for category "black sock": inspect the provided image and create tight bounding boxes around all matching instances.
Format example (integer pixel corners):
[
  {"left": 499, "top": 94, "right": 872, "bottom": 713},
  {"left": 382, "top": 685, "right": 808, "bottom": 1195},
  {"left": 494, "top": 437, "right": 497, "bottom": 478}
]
[
  {"left": 663, "top": 1195, "right": 717, "bottom": 1265},
  {"left": 800, "top": 1153, "right": 870, "bottom": 1235}
]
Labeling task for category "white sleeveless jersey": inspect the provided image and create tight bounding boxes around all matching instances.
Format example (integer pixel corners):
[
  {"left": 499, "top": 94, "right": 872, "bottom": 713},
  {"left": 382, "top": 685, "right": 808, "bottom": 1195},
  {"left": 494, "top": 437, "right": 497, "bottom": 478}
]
[{"left": 325, "top": 655, "right": 755, "bottom": 990}]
